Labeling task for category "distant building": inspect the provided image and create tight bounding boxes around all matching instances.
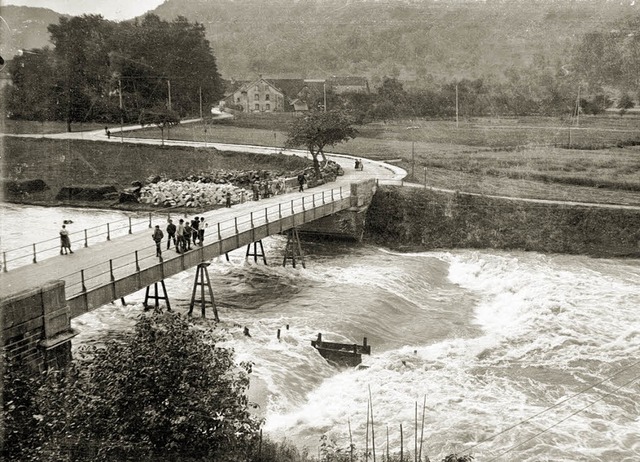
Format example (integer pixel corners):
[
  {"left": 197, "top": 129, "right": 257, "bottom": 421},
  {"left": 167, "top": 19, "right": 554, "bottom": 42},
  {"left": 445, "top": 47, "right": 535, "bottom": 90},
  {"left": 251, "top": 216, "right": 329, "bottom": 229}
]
[
  {"left": 224, "top": 76, "right": 286, "bottom": 113},
  {"left": 222, "top": 74, "right": 369, "bottom": 112}
]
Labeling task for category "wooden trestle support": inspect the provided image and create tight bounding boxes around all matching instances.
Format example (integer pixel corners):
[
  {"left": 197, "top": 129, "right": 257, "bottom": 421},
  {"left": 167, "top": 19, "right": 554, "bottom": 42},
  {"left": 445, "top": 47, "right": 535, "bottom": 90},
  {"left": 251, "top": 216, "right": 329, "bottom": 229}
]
[
  {"left": 282, "top": 228, "right": 306, "bottom": 269},
  {"left": 143, "top": 281, "right": 171, "bottom": 311},
  {"left": 246, "top": 240, "right": 268, "bottom": 265},
  {"left": 188, "top": 262, "right": 220, "bottom": 321}
]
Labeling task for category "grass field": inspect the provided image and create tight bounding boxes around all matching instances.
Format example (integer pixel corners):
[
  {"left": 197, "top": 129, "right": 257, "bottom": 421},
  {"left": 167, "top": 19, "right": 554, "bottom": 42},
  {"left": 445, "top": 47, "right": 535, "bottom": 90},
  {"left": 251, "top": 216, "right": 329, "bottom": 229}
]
[{"left": 126, "top": 114, "right": 640, "bottom": 205}]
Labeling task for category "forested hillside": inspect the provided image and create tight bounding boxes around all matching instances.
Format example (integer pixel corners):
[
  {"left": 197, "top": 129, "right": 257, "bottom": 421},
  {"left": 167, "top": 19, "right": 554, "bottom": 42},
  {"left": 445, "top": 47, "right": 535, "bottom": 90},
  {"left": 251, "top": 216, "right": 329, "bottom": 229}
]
[{"left": 148, "top": 0, "right": 639, "bottom": 87}]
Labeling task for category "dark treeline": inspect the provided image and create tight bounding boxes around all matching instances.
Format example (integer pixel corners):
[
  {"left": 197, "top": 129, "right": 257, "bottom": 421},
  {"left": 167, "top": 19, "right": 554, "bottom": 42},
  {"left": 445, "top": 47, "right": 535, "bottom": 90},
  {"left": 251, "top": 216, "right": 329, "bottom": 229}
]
[{"left": 4, "top": 14, "right": 223, "bottom": 130}]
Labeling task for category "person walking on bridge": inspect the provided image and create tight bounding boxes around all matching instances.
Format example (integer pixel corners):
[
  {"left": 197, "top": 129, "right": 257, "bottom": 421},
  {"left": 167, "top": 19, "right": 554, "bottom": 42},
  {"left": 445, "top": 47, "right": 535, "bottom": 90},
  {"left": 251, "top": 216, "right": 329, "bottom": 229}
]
[
  {"left": 166, "top": 219, "right": 177, "bottom": 250},
  {"left": 176, "top": 219, "right": 185, "bottom": 253},
  {"left": 152, "top": 225, "right": 164, "bottom": 257},
  {"left": 59, "top": 225, "right": 73, "bottom": 255},
  {"left": 184, "top": 221, "right": 192, "bottom": 250}
]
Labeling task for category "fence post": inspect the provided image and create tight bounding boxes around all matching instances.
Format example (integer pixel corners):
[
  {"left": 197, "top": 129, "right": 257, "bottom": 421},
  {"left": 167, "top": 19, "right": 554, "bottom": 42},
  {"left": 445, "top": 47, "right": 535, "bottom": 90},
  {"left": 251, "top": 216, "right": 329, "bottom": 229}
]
[
  {"left": 250, "top": 212, "right": 254, "bottom": 228},
  {"left": 322, "top": 191, "right": 325, "bottom": 204},
  {"left": 279, "top": 203, "right": 282, "bottom": 219},
  {"left": 332, "top": 189, "right": 334, "bottom": 201},
  {"left": 109, "top": 259, "right": 115, "bottom": 282},
  {"left": 302, "top": 197, "right": 305, "bottom": 211},
  {"left": 32, "top": 244, "right": 37, "bottom": 264},
  {"left": 135, "top": 250, "right": 140, "bottom": 272},
  {"left": 265, "top": 207, "right": 269, "bottom": 224},
  {"left": 128, "top": 217, "right": 132, "bottom": 234},
  {"left": 84, "top": 229, "right": 88, "bottom": 247},
  {"left": 312, "top": 194, "right": 315, "bottom": 207},
  {"left": 2, "top": 252, "right": 6, "bottom": 272},
  {"left": 291, "top": 199, "right": 294, "bottom": 214},
  {"left": 107, "top": 223, "right": 111, "bottom": 241},
  {"left": 340, "top": 186, "right": 343, "bottom": 198},
  {"left": 81, "top": 269, "right": 87, "bottom": 292},
  {"left": 149, "top": 212, "right": 152, "bottom": 228},
  {"left": 217, "top": 222, "right": 222, "bottom": 240},
  {"left": 234, "top": 217, "right": 239, "bottom": 234}
]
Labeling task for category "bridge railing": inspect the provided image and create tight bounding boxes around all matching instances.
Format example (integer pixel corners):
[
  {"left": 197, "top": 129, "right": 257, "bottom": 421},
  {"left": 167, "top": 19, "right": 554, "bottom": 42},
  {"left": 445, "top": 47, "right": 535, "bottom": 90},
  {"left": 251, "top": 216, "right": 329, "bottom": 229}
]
[
  {"left": 1, "top": 184, "right": 348, "bottom": 273},
  {"left": 32, "top": 185, "right": 348, "bottom": 299}
]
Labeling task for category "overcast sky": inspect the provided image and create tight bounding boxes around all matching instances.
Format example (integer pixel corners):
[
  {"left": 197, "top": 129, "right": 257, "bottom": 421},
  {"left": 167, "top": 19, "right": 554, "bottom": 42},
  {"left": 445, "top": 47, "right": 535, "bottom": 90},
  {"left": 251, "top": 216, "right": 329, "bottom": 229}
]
[{"left": 4, "top": 0, "right": 165, "bottom": 21}]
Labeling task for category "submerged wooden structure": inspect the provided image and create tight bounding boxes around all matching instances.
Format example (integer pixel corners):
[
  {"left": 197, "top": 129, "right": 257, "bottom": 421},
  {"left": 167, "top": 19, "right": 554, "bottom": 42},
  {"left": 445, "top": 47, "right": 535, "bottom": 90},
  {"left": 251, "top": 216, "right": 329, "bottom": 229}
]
[{"left": 311, "top": 333, "right": 371, "bottom": 367}]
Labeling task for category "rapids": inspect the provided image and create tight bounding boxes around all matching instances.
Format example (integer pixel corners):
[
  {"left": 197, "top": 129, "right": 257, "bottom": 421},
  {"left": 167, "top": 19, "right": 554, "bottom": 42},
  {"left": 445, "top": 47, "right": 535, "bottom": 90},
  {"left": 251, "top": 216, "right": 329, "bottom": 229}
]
[{"left": 2, "top": 203, "right": 639, "bottom": 461}]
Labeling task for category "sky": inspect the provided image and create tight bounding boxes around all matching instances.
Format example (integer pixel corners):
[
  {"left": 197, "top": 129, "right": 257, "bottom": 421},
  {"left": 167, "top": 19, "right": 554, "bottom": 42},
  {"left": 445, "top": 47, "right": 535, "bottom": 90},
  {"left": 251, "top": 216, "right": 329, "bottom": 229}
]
[{"left": 3, "top": 0, "right": 166, "bottom": 21}]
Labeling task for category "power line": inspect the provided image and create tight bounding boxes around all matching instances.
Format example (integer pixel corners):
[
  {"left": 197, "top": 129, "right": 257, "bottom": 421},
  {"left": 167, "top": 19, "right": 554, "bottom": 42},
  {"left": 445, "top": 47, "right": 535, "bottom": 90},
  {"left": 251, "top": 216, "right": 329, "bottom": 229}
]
[
  {"left": 459, "top": 358, "right": 640, "bottom": 457},
  {"left": 486, "top": 368, "right": 640, "bottom": 461}
]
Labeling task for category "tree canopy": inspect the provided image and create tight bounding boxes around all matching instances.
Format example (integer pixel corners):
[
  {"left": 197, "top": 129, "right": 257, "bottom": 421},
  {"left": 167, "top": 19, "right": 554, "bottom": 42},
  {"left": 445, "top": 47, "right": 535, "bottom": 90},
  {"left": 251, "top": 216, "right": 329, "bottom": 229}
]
[
  {"left": 5, "top": 14, "right": 223, "bottom": 130},
  {"left": 3, "top": 312, "right": 260, "bottom": 461},
  {"left": 285, "top": 110, "right": 358, "bottom": 175}
]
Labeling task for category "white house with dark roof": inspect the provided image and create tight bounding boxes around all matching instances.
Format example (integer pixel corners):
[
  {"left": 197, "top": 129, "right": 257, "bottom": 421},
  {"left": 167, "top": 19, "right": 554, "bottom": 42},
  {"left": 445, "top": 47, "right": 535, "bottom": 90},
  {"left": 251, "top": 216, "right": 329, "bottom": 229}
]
[{"left": 225, "top": 76, "right": 286, "bottom": 113}]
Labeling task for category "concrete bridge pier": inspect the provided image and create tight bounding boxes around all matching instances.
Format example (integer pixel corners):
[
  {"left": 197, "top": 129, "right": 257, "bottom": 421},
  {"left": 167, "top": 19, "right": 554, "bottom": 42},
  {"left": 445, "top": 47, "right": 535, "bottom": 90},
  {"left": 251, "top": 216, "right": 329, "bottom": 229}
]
[
  {"left": 299, "top": 179, "right": 377, "bottom": 241},
  {"left": 2, "top": 280, "right": 77, "bottom": 371}
]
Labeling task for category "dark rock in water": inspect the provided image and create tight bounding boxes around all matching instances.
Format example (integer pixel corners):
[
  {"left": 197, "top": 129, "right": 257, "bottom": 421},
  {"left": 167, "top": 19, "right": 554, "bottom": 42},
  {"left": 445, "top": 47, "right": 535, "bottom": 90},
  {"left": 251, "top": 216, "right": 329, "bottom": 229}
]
[
  {"left": 4, "top": 179, "right": 49, "bottom": 195},
  {"left": 56, "top": 185, "right": 118, "bottom": 201},
  {"left": 119, "top": 192, "right": 139, "bottom": 203}
]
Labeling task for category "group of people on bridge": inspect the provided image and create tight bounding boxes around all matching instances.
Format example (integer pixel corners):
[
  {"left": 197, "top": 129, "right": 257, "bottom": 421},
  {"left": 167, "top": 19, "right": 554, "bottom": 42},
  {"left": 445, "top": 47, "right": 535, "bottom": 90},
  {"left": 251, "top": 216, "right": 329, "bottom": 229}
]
[{"left": 152, "top": 217, "right": 208, "bottom": 257}]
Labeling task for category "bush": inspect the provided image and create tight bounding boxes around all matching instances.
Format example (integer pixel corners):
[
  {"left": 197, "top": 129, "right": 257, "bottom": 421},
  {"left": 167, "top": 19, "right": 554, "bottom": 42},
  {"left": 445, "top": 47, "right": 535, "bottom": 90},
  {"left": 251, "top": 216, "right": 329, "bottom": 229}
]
[{"left": 3, "top": 311, "right": 260, "bottom": 461}]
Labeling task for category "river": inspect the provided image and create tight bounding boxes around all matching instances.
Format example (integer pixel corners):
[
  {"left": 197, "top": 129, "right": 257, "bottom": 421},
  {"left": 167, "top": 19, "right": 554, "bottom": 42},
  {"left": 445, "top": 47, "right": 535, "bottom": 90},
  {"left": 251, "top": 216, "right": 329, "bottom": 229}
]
[{"left": 2, "top": 203, "right": 639, "bottom": 461}]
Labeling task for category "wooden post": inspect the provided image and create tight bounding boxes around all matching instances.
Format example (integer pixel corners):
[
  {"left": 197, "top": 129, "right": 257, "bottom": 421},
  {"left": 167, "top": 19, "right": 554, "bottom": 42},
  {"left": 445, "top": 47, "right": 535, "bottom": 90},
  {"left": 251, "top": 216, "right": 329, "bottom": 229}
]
[
  {"left": 188, "top": 263, "right": 219, "bottom": 321},
  {"left": 135, "top": 250, "right": 140, "bottom": 272},
  {"left": 400, "top": 424, "right": 404, "bottom": 462},
  {"left": 128, "top": 217, "right": 132, "bottom": 234},
  {"left": 149, "top": 212, "right": 152, "bottom": 228},
  {"left": 84, "top": 229, "right": 88, "bottom": 247},
  {"left": 80, "top": 269, "right": 87, "bottom": 292},
  {"left": 109, "top": 259, "right": 115, "bottom": 281},
  {"left": 2, "top": 251, "right": 7, "bottom": 272},
  {"left": 32, "top": 243, "right": 37, "bottom": 264},
  {"left": 107, "top": 223, "right": 111, "bottom": 241}
]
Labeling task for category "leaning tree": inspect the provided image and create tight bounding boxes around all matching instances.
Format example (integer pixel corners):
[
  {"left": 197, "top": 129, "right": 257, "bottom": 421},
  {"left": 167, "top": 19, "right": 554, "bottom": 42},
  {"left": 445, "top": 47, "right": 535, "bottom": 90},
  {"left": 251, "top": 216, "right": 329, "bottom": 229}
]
[{"left": 285, "top": 109, "right": 358, "bottom": 175}]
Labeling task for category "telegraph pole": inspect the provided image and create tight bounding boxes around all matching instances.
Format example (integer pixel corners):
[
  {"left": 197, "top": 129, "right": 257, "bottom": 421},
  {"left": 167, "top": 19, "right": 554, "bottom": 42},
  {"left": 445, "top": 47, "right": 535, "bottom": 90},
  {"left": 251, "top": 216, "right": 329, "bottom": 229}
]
[
  {"left": 167, "top": 79, "right": 172, "bottom": 110},
  {"left": 199, "top": 86, "right": 203, "bottom": 119},
  {"left": 455, "top": 83, "right": 459, "bottom": 129},
  {"left": 118, "top": 78, "right": 124, "bottom": 142}
]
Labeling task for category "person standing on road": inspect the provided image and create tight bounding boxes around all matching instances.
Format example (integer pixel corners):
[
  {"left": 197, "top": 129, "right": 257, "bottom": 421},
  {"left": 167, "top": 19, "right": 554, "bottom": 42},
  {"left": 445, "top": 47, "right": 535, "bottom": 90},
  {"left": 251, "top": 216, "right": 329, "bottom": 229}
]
[
  {"left": 166, "top": 219, "right": 177, "bottom": 250},
  {"left": 225, "top": 191, "right": 232, "bottom": 208},
  {"left": 176, "top": 219, "right": 185, "bottom": 252},
  {"left": 59, "top": 225, "right": 73, "bottom": 255},
  {"left": 297, "top": 172, "right": 307, "bottom": 192},
  {"left": 252, "top": 181, "right": 260, "bottom": 201},
  {"left": 152, "top": 225, "right": 164, "bottom": 257}
]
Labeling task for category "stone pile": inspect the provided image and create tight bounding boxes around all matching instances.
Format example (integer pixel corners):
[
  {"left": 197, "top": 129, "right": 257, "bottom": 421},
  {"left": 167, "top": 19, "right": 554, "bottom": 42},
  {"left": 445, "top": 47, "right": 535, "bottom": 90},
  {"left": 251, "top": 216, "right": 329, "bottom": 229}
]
[{"left": 138, "top": 180, "right": 248, "bottom": 208}]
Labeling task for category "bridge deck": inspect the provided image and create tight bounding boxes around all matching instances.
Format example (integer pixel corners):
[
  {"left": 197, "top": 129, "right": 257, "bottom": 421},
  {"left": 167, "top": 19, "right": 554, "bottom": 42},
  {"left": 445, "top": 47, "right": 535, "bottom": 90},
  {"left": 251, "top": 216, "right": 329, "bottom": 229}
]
[{"left": 0, "top": 182, "right": 363, "bottom": 317}]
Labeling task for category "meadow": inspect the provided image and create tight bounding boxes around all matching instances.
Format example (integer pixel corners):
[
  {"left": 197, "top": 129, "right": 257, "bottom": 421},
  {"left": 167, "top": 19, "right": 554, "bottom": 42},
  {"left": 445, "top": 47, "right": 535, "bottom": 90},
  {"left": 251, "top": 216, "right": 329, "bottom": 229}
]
[{"left": 129, "top": 114, "right": 640, "bottom": 206}]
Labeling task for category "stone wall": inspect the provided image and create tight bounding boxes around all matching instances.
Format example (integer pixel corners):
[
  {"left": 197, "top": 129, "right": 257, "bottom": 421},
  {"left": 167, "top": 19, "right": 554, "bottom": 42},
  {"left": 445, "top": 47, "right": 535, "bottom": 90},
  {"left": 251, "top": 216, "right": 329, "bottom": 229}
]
[{"left": 2, "top": 280, "right": 76, "bottom": 371}]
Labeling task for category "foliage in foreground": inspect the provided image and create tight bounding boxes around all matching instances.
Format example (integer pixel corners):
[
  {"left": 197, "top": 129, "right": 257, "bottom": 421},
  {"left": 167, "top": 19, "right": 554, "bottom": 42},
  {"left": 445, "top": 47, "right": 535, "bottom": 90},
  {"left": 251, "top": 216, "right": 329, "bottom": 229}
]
[{"left": 2, "top": 311, "right": 260, "bottom": 461}]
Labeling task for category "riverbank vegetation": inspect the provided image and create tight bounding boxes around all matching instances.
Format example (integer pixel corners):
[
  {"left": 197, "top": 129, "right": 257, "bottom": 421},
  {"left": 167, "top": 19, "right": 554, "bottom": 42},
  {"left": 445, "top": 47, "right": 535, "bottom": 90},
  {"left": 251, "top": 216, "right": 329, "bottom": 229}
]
[{"left": 365, "top": 186, "right": 640, "bottom": 258}]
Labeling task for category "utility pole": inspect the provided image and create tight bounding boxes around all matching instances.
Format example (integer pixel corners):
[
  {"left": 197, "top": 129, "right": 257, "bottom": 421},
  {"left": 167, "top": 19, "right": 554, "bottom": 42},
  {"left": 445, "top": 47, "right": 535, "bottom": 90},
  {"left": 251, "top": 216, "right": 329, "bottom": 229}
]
[
  {"left": 167, "top": 79, "right": 172, "bottom": 111},
  {"left": 118, "top": 78, "right": 124, "bottom": 142},
  {"left": 411, "top": 140, "right": 415, "bottom": 180},
  {"left": 323, "top": 81, "right": 327, "bottom": 112},
  {"left": 575, "top": 85, "right": 580, "bottom": 126},
  {"left": 199, "top": 86, "right": 203, "bottom": 119},
  {"left": 455, "top": 83, "right": 459, "bottom": 129}
]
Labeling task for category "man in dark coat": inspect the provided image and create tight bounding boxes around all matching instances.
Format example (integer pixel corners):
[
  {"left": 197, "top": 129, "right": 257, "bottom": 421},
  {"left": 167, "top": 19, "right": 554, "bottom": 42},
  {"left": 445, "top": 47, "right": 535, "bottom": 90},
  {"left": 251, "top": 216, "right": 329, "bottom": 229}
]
[
  {"left": 152, "top": 225, "right": 164, "bottom": 257},
  {"left": 166, "top": 219, "right": 177, "bottom": 250}
]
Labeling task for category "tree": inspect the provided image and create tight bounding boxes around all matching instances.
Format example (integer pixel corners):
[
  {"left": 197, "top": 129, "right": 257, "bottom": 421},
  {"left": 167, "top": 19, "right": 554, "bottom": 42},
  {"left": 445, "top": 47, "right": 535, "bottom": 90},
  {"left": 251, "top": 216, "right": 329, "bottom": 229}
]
[
  {"left": 3, "top": 312, "right": 260, "bottom": 461},
  {"left": 617, "top": 92, "right": 635, "bottom": 116},
  {"left": 139, "top": 107, "right": 181, "bottom": 146},
  {"left": 285, "top": 110, "right": 358, "bottom": 175}
]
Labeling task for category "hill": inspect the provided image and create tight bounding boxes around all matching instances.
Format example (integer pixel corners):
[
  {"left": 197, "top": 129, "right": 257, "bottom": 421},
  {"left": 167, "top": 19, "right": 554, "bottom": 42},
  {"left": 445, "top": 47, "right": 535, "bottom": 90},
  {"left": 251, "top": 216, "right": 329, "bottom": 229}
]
[
  {"left": 1, "top": 0, "right": 638, "bottom": 88},
  {"left": 149, "top": 0, "right": 639, "bottom": 86},
  {"left": 0, "top": 5, "right": 63, "bottom": 58}
]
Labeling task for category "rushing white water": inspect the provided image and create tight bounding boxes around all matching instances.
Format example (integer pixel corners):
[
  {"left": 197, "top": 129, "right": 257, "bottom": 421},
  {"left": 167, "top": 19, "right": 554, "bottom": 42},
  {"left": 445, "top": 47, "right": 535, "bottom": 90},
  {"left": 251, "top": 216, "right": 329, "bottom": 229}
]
[{"left": 3, "top": 203, "right": 640, "bottom": 461}]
